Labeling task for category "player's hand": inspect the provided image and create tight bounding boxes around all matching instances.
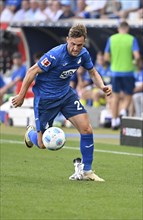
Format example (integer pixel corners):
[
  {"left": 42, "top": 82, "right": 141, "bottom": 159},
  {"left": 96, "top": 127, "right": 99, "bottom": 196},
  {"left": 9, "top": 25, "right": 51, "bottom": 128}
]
[
  {"left": 102, "top": 86, "right": 112, "bottom": 96},
  {"left": 11, "top": 95, "right": 24, "bottom": 108}
]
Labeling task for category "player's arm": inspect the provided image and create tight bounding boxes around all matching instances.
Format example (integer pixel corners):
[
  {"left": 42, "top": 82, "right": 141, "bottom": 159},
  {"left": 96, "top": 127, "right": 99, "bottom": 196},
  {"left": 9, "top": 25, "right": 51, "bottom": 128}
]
[
  {"left": 132, "top": 37, "right": 141, "bottom": 65},
  {"left": 133, "top": 51, "right": 140, "bottom": 66},
  {"left": 88, "top": 67, "right": 112, "bottom": 96},
  {"left": 12, "top": 64, "right": 42, "bottom": 107}
]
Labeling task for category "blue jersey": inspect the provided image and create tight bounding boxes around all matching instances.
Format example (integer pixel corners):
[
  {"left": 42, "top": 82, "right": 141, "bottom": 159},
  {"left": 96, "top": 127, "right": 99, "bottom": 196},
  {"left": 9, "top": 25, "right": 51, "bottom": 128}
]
[{"left": 34, "top": 43, "right": 93, "bottom": 99}]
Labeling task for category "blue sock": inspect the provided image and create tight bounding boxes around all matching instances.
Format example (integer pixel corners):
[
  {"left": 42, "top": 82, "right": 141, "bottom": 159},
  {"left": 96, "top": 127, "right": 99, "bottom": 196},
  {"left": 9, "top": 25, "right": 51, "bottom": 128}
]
[
  {"left": 80, "top": 134, "right": 94, "bottom": 171},
  {"left": 28, "top": 130, "right": 39, "bottom": 148}
]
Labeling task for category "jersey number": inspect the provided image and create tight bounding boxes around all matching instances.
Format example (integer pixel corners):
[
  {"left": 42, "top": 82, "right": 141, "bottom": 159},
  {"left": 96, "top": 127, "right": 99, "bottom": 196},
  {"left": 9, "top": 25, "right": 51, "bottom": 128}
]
[{"left": 74, "top": 101, "right": 83, "bottom": 110}]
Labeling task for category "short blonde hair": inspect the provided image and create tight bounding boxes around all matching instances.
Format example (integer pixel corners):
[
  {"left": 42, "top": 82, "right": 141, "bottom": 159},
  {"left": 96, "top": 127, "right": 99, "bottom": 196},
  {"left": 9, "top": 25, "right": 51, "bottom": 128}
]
[{"left": 68, "top": 24, "right": 87, "bottom": 39}]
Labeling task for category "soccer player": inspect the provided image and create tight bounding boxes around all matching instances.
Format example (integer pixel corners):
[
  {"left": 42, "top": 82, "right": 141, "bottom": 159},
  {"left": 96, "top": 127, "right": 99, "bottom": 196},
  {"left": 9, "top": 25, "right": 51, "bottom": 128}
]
[
  {"left": 12, "top": 24, "right": 112, "bottom": 181},
  {"left": 104, "top": 21, "right": 140, "bottom": 130}
]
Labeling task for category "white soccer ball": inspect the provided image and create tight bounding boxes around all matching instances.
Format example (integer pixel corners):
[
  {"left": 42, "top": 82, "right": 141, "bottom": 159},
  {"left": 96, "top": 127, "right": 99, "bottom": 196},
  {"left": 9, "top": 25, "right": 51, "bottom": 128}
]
[{"left": 42, "top": 127, "right": 66, "bottom": 150}]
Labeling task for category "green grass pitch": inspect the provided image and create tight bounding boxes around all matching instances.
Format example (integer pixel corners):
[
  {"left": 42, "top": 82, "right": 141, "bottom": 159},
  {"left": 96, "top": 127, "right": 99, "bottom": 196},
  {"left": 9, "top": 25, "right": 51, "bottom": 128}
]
[{"left": 0, "top": 125, "right": 143, "bottom": 220}]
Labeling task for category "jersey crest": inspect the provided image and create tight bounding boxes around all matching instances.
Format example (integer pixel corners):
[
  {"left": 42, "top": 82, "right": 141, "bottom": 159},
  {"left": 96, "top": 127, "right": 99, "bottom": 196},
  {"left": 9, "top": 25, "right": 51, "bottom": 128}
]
[{"left": 41, "top": 58, "right": 51, "bottom": 67}]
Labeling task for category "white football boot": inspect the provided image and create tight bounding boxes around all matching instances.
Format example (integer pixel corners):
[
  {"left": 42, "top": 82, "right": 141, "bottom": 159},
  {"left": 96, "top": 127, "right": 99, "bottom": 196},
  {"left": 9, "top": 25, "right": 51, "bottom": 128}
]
[
  {"left": 82, "top": 171, "right": 105, "bottom": 182},
  {"left": 69, "top": 158, "right": 105, "bottom": 182}
]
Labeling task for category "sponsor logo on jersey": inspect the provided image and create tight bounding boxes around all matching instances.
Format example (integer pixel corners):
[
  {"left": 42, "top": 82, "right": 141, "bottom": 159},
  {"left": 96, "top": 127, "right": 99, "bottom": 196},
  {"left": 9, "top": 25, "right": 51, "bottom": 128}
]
[
  {"left": 60, "top": 69, "right": 77, "bottom": 79},
  {"left": 41, "top": 58, "right": 51, "bottom": 67}
]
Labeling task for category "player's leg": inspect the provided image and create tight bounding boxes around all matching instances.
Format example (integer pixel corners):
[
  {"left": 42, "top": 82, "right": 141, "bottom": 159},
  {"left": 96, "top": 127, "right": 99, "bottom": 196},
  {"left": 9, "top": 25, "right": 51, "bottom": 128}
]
[
  {"left": 61, "top": 89, "right": 104, "bottom": 181},
  {"left": 68, "top": 113, "right": 104, "bottom": 181},
  {"left": 25, "top": 97, "right": 59, "bottom": 149},
  {"left": 119, "top": 93, "right": 132, "bottom": 116},
  {"left": 24, "top": 96, "right": 45, "bottom": 149},
  {"left": 25, "top": 126, "right": 46, "bottom": 149},
  {"left": 111, "top": 92, "right": 120, "bottom": 127},
  {"left": 69, "top": 113, "right": 94, "bottom": 169},
  {"left": 119, "top": 76, "right": 135, "bottom": 117},
  {"left": 111, "top": 76, "right": 121, "bottom": 129}
]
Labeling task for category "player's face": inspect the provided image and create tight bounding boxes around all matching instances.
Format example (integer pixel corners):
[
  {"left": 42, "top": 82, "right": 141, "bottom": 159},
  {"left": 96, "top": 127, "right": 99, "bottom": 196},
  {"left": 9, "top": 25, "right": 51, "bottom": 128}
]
[{"left": 66, "top": 36, "right": 85, "bottom": 57}]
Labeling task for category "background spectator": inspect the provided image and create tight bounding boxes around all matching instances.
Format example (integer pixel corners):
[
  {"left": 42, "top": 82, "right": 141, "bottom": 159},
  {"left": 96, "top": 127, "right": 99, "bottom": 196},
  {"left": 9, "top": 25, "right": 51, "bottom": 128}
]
[
  {"left": 132, "top": 58, "right": 143, "bottom": 117},
  {"left": 34, "top": 0, "right": 50, "bottom": 22},
  {"left": 85, "top": 0, "right": 107, "bottom": 18},
  {"left": 45, "top": 0, "right": 63, "bottom": 22},
  {"left": 59, "top": 1, "right": 75, "bottom": 19},
  {"left": 104, "top": 21, "right": 140, "bottom": 130},
  {"left": 115, "top": 0, "right": 140, "bottom": 19},
  {"left": 0, "top": 0, "right": 142, "bottom": 22},
  {"left": 12, "top": 0, "right": 30, "bottom": 22},
  {"left": 75, "top": 0, "right": 90, "bottom": 19},
  {"left": 70, "top": 66, "right": 92, "bottom": 106},
  {"left": 102, "top": 0, "right": 121, "bottom": 19},
  {"left": 5, "top": 0, "right": 22, "bottom": 10},
  {"left": 75, "top": 52, "right": 111, "bottom": 108},
  {"left": 0, "top": 52, "right": 27, "bottom": 104},
  {"left": 0, "top": 3, "right": 16, "bottom": 22},
  {"left": 24, "top": 0, "right": 39, "bottom": 22}
]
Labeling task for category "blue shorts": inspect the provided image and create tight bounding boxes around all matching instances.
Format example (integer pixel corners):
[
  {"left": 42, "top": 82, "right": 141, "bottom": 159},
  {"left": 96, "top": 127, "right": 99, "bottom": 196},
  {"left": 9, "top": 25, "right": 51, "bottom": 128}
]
[
  {"left": 111, "top": 76, "right": 135, "bottom": 95},
  {"left": 34, "top": 87, "right": 86, "bottom": 133}
]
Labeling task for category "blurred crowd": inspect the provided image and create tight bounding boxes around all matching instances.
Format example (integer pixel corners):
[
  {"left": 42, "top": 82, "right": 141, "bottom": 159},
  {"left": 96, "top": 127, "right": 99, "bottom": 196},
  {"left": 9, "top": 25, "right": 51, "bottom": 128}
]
[{"left": 0, "top": 0, "right": 143, "bottom": 23}]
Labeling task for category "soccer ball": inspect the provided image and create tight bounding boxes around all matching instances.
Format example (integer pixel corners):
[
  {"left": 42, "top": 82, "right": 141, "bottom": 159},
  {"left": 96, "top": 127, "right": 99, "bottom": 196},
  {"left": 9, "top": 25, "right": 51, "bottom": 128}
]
[{"left": 42, "top": 127, "right": 66, "bottom": 150}]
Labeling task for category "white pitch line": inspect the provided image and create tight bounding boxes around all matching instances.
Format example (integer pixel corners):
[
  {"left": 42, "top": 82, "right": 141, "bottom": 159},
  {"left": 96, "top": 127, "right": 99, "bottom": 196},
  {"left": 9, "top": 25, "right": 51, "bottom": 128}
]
[
  {"left": 1, "top": 139, "right": 143, "bottom": 157},
  {"left": 64, "top": 146, "right": 143, "bottom": 157}
]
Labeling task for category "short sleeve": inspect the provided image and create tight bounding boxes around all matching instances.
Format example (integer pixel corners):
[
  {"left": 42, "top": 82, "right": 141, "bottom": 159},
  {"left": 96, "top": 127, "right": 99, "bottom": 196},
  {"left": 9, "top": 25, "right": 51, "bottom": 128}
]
[
  {"left": 82, "top": 51, "right": 94, "bottom": 70},
  {"left": 132, "top": 37, "right": 140, "bottom": 52},
  {"left": 37, "top": 53, "right": 56, "bottom": 72},
  {"left": 104, "top": 38, "right": 111, "bottom": 53}
]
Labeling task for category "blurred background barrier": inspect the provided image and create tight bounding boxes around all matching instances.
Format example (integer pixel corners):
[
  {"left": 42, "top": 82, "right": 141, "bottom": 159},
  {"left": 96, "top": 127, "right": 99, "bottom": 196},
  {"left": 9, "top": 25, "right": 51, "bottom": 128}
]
[{"left": 120, "top": 116, "right": 143, "bottom": 147}]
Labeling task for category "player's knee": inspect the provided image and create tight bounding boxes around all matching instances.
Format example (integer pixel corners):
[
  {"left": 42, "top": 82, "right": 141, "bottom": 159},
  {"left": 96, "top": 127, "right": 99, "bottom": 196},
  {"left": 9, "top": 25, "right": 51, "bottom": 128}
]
[{"left": 80, "top": 124, "right": 93, "bottom": 134}]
